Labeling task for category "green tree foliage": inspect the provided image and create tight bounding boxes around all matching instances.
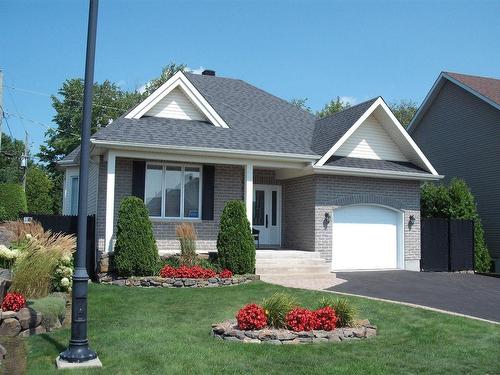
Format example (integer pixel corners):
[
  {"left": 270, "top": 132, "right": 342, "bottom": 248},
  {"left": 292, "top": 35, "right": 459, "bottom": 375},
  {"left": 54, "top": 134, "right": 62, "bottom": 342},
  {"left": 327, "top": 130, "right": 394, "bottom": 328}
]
[
  {"left": 389, "top": 100, "right": 418, "bottom": 128},
  {"left": 143, "top": 63, "right": 186, "bottom": 96},
  {"left": 421, "top": 179, "right": 492, "bottom": 272},
  {"left": 0, "top": 183, "right": 27, "bottom": 221},
  {"left": 112, "top": 197, "right": 159, "bottom": 276},
  {"left": 289, "top": 98, "right": 312, "bottom": 113},
  {"left": 217, "top": 200, "right": 255, "bottom": 274},
  {"left": 316, "top": 96, "right": 352, "bottom": 119},
  {"left": 0, "top": 133, "right": 25, "bottom": 184},
  {"left": 25, "top": 166, "right": 53, "bottom": 214}
]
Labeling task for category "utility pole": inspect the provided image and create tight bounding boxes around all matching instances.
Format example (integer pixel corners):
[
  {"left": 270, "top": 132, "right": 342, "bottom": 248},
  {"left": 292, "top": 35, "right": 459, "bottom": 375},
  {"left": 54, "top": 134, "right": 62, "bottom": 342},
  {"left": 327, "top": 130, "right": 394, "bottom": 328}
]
[
  {"left": 22, "top": 131, "right": 28, "bottom": 190},
  {"left": 57, "top": 0, "right": 101, "bottom": 369},
  {"left": 0, "top": 69, "right": 3, "bottom": 153}
]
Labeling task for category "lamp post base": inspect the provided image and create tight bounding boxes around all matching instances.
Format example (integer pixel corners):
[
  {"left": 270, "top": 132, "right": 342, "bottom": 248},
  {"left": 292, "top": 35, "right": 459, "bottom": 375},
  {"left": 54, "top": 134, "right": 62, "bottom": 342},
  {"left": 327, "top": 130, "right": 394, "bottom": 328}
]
[{"left": 56, "top": 355, "right": 102, "bottom": 370}]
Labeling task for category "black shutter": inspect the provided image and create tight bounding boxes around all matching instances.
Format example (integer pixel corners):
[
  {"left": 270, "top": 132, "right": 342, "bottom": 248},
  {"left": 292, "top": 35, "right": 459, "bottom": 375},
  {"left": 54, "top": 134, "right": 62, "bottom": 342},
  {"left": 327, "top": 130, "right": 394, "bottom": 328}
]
[
  {"left": 131, "top": 160, "right": 146, "bottom": 200},
  {"left": 202, "top": 165, "right": 215, "bottom": 220}
]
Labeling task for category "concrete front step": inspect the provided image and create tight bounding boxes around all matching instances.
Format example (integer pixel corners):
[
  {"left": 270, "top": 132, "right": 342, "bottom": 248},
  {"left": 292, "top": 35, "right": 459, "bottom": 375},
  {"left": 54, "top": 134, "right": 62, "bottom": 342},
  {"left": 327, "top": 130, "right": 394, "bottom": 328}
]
[
  {"left": 256, "top": 250, "right": 321, "bottom": 259},
  {"left": 256, "top": 265, "right": 332, "bottom": 275},
  {"left": 255, "top": 250, "right": 331, "bottom": 276},
  {"left": 256, "top": 258, "right": 327, "bottom": 265}
]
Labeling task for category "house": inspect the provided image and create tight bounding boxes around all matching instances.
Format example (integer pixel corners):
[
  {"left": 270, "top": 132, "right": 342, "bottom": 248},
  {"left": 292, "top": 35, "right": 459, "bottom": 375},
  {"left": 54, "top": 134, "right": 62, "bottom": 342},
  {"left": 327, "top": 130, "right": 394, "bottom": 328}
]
[
  {"left": 408, "top": 72, "right": 500, "bottom": 271},
  {"left": 59, "top": 69, "right": 440, "bottom": 272}
]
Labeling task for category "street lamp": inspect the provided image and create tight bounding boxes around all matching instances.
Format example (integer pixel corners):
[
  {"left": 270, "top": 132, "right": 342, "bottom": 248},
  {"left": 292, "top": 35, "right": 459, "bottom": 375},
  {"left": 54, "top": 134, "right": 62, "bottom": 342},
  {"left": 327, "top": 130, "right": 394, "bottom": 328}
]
[{"left": 56, "top": 0, "right": 101, "bottom": 369}]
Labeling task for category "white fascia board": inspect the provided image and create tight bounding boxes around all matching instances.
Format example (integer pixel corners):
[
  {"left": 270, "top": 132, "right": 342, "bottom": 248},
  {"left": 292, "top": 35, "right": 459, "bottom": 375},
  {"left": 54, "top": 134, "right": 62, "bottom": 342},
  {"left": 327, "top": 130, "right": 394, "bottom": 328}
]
[
  {"left": 311, "top": 165, "right": 443, "bottom": 181},
  {"left": 125, "top": 71, "right": 229, "bottom": 128},
  {"left": 315, "top": 98, "right": 383, "bottom": 166},
  {"left": 90, "top": 139, "right": 318, "bottom": 168}
]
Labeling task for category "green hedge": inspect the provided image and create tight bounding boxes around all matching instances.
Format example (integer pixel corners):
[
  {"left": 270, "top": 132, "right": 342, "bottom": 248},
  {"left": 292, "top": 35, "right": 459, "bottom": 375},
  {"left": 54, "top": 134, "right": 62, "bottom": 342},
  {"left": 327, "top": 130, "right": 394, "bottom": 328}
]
[
  {"left": 26, "top": 166, "right": 54, "bottom": 214},
  {"left": 112, "top": 197, "right": 159, "bottom": 276},
  {"left": 421, "top": 178, "right": 492, "bottom": 272},
  {"left": 0, "top": 183, "right": 27, "bottom": 221},
  {"left": 216, "top": 200, "right": 255, "bottom": 274}
]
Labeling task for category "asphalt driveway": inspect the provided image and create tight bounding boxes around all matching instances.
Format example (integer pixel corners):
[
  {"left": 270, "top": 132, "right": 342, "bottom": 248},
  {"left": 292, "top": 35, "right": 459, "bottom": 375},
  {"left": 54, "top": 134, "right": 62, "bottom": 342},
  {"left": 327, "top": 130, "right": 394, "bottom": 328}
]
[{"left": 328, "top": 271, "right": 500, "bottom": 323}]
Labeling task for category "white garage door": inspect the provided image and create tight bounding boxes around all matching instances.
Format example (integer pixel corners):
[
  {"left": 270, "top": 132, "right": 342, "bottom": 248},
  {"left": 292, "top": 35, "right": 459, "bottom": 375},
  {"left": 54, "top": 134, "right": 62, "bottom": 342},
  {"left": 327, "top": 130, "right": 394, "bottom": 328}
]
[{"left": 332, "top": 205, "right": 401, "bottom": 271}]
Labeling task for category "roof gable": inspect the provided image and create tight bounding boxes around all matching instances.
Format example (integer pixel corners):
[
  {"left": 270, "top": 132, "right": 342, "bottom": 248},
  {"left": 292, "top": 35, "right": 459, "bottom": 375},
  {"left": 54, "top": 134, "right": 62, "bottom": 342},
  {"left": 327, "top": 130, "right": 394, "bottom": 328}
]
[
  {"left": 335, "top": 113, "right": 408, "bottom": 161},
  {"left": 126, "top": 71, "right": 229, "bottom": 128},
  {"left": 315, "top": 97, "right": 439, "bottom": 175}
]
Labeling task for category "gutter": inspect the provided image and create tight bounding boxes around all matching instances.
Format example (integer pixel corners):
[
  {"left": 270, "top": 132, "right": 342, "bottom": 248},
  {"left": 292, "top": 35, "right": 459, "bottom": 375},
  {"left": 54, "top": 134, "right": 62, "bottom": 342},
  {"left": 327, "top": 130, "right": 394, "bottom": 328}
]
[
  {"left": 310, "top": 165, "right": 444, "bottom": 181},
  {"left": 90, "top": 139, "right": 321, "bottom": 162}
]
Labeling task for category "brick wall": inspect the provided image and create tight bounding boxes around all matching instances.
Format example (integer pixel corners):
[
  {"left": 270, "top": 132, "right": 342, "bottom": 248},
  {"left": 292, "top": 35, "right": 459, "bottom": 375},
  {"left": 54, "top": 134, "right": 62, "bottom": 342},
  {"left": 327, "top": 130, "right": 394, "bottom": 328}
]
[
  {"left": 314, "top": 175, "right": 421, "bottom": 268},
  {"left": 96, "top": 158, "right": 244, "bottom": 255},
  {"left": 281, "top": 176, "right": 315, "bottom": 251}
]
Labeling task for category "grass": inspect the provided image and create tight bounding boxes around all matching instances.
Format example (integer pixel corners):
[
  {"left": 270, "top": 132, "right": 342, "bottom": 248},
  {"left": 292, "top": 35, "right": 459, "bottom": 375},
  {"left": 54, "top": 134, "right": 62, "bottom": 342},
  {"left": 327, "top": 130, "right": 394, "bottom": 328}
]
[
  {"left": 27, "top": 282, "right": 500, "bottom": 374},
  {"left": 28, "top": 295, "right": 66, "bottom": 329}
]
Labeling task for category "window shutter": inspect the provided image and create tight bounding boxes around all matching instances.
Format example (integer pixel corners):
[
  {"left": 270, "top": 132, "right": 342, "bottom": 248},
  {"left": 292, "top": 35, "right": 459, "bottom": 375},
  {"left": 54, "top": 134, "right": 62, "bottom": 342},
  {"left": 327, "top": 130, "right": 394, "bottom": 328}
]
[
  {"left": 132, "top": 160, "right": 146, "bottom": 200},
  {"left": 202, "top": 165, "right": 215, "bottom": 220}
]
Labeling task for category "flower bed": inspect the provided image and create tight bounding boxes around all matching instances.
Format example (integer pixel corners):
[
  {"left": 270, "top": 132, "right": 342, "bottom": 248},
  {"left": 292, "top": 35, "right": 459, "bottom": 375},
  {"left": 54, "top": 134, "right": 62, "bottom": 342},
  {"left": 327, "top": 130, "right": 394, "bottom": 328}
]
[
  {"left": 100, "top": 274, "right": 259, "bottom": 288},
  {"left": 211, "top": 319, "right": 377, "bottom": 344},
  {"left": 212, "top": 293, "right": 376, "bottom": 344}
]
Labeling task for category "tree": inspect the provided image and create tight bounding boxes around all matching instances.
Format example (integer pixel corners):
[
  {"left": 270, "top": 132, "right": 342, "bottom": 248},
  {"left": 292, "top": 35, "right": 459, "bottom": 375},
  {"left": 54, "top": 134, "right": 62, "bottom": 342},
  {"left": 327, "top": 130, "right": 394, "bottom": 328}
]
[
  {"left": 316, "top": 97, "right": 352, "bottom": 119},
  {"left": 289, "top": 98, "right": 312, "bottom": 113},
  {"left": 0, "top": 183, "right": 27, "bottom": 221},
  {"left": 0, "top": 133, "right": 25, "bottom": 184},
  {"left": 217, "top": 200, "right": 255, "bottom": 274},
  {"left": 25, "top": 166, "right": 53, "bottom": 214},
  {"left": 389, "top": 100, "right": 418, "bottom": 128},
  {"left": 421, "top": 179, "right": 492, "bottom": 272},
  {"left": 38, "top": 63, "right": 186, "bottom": 213}
]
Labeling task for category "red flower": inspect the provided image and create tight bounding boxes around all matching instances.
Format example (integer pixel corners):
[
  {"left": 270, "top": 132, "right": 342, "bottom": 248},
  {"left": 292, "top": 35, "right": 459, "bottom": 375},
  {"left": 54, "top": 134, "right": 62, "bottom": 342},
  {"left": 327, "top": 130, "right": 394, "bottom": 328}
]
[
  {"left": 219, "top": 269, "right": 233, "bottom": 278},
  {"left": 159, "top": 265, "right": 217, "bottom": 279},
  {"left": 2, "top": 292, "right": 26, "bottom": 312},
  {"left": 314, "top": 306, "right": 337, "bottom": 331},
  {"left": 236, "top": 304, "right": 267, "bottom": 330},
  {"left": 286, "top": 307, "right": 318, "bottom": 332}
]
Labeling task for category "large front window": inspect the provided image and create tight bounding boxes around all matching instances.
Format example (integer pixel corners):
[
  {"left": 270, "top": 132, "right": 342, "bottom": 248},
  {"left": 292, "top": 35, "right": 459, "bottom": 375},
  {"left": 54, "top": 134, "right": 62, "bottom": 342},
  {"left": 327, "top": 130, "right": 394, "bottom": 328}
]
[{"left": 145, "top": 163, "right": 201, "bottom": 219}]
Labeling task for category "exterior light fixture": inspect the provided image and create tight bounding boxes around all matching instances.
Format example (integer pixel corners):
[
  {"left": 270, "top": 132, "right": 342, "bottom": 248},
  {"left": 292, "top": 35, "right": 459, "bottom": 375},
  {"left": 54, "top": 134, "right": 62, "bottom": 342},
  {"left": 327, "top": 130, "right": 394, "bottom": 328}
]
[
  {"left": 409, "top": 215, "right": 416, "bottom": 226},
  {"left": 324, "top": 212, "right": 332, "bottom": 224}
]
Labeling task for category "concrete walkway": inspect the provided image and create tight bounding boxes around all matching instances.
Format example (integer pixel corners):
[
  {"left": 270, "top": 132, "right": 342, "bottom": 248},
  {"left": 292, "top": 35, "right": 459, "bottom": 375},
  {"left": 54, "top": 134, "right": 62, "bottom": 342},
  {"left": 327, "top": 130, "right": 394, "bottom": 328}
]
[{"left": 260, "top": 274, "right": 344, "bottom": 291}]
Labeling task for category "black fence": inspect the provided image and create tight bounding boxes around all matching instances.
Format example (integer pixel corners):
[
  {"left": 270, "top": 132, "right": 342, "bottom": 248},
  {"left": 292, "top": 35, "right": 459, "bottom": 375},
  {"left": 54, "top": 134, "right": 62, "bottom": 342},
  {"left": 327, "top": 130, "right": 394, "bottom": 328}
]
[
  {"left": 421, "top": 218, "right": 474, "bottom": 272},
  {"left": 19, "top": 213, "right": 97, "bottom": 280}
]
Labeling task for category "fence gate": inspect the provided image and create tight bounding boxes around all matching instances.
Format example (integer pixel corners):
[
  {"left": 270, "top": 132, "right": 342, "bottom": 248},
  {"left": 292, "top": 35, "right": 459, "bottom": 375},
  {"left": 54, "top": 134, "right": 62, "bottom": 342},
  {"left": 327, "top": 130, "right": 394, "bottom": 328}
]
[
  {"left": 19, "top": 214, "right": 97, "bottom": 280},
  {"left": 421, "top": 218, "right": 474, "bottom": 272}
]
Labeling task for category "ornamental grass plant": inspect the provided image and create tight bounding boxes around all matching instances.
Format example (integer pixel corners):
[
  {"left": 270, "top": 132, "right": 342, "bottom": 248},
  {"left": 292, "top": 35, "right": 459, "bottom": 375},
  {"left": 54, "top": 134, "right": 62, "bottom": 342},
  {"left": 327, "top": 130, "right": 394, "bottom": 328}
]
[
  {"left": 262, "top": 292, "right": 298, "bottom": 328},
  {"left": 317, "top": 296, "right": 357, "bottom": 327},
  {"left": 176, "top": 222, "right": 197, "bottom": 266}
]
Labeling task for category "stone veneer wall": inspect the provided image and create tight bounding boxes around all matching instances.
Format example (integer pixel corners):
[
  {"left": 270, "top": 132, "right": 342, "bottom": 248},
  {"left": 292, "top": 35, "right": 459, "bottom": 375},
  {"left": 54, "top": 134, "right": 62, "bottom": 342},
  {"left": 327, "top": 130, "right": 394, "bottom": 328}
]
[
  {"left": 97, "top": 158, "right": 244, "bottom": 254},
  {"left": 314, "top": 175, "right": 421, "bottom": 269}
]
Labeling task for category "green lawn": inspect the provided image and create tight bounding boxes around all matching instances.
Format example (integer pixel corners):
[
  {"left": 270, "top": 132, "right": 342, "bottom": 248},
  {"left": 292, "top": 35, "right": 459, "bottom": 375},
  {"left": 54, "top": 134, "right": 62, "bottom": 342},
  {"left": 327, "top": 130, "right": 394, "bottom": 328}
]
[{"left": 27, "top": 282, "right": 500, "bottom": 374}]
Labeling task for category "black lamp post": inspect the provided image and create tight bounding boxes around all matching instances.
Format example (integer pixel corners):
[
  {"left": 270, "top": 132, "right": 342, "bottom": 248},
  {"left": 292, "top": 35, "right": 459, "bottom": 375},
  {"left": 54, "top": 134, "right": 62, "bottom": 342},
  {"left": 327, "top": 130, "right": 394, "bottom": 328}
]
[{"left": 58, "top": 0, "right": 100, "bottom": 366}]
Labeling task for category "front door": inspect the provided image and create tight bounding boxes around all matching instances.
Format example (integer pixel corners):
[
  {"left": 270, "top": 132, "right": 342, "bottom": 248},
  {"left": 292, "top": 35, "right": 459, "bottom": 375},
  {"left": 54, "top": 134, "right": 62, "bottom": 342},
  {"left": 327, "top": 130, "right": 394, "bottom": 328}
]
[{"left": 253, "top": 185, "right": 281, "bottom": 246}]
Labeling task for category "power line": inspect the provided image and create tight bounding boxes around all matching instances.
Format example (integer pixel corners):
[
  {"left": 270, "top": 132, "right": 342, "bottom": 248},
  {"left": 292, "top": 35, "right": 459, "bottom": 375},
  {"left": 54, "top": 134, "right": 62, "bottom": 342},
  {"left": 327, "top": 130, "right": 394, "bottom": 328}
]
[
  {"left": 6, "top": 84, "right": 27, "bottom": 133},
  {"left": 3, "top": 115, "right": 14, "bottom": 138},
  {"left": 4, "top": 84, "right": 128, "bottom": 111},
  {"left": 3, "top": 111, "right": 80, "bottom": 137}
]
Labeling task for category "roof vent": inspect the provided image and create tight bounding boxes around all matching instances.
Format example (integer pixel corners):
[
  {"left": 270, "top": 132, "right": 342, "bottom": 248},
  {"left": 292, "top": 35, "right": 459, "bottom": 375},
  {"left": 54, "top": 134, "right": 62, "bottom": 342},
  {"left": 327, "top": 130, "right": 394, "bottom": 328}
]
[{"left": 202, "top": 69, "right": 216, "bottom": 76}]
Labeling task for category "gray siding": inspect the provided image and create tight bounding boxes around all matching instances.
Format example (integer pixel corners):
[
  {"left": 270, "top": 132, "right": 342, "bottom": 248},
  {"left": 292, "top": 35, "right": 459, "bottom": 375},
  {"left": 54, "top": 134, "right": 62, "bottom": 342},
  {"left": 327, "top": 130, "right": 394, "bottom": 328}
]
[{"left": 411, "top": 80, "right": 500, "bottom": 259}]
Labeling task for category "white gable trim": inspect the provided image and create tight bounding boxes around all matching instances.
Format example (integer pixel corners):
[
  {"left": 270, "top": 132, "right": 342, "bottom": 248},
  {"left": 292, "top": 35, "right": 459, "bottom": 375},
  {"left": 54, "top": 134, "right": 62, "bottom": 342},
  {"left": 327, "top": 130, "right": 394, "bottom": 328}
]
[
  {"left": 315, "top": 97, "right": 439, "bottom": 175},
  {"left": 125, "top": 71, "right": 229, "bottom": 128}
]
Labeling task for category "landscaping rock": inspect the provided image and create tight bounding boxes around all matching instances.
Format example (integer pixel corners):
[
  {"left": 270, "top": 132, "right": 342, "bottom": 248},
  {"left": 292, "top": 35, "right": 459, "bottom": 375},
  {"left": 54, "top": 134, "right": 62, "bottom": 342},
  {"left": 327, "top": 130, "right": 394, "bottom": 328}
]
[
  {"left": 1, "top": 311, "right": 16, "bottom": 319},
  {"left": 101, "top": 275, "right": 256, "bottom": 288},
  {"left": 18, "top": 325, "right": 46, "bottom": 337},
  {"left": 16, "top": 307, "right": 41, "bottom": 330},
  {"left": 0, "top": 318, "right": 21, "bottom": 336},
  {"left": 184, "top": 279, "right": 196, "bottom": 287},
  {"left": 211, "top": 320, "right": 377, "bottom": 345}
]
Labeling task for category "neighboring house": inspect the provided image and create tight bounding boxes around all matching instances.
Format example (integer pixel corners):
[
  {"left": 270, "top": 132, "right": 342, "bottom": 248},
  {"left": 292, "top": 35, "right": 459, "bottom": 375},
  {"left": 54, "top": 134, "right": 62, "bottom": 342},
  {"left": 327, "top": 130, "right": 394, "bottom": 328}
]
[
  {"left": 59, "top": 70, "right": 440, "bottom": 272},
  {"left": 408, "top": 71, "right": 500, "bottom": 270}
]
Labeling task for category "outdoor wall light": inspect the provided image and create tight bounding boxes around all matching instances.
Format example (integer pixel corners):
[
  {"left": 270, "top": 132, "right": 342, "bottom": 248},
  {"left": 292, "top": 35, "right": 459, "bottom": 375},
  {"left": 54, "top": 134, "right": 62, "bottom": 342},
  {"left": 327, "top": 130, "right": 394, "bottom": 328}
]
[
  {"left": 409, "top": 215, "right": 416, "bottom": 226},
  {"left": 324, "top": 212, "right": 332, "bottom": 224}
]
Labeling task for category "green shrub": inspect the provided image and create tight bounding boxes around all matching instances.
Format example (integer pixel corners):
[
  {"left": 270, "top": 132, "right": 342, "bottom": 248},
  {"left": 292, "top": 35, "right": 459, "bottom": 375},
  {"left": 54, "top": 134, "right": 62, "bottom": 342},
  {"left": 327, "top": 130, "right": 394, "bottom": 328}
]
[
  {"left": 421, "top": 179, "right": 492, "bottom": 272},
  {"left": 262, "top": 292, "right": 298, "bottom": 328},
  {"left": 196, "top": 257, "right": 221, "bottom": 272},
  {"left": 28, "top": 295, "right": 66, "bottom": 329},
  {"left": 25, "top": 166, "right": 54, "bottom": 214},
  {"left": 317, "top": 297, "right": 356, "bottom": 327},
  {"left": 216, "top": 200, "right": 255, "bottom": 274},
  {"left": 0, "top": 183, "right": 27, "bottom": 221},
  {"left": 112, "top": 197, "right": 159, "bottom": 276}
]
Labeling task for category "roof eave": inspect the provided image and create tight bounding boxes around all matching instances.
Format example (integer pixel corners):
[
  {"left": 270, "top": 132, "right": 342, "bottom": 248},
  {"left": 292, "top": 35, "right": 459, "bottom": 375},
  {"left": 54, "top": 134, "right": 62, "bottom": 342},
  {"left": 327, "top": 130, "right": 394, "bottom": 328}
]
[{"left": 311, "top": 165, "right": 443, "bottom": 181}]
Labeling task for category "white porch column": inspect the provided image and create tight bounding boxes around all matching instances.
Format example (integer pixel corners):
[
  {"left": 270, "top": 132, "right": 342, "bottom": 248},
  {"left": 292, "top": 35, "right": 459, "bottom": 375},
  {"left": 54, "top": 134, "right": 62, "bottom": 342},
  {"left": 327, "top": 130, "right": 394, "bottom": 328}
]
[
  {"left": 105, "top": 151, "right": 116, "bottom": 253},
  {"left": 244, "top": 162, "right": 253, "bottom": 227}
]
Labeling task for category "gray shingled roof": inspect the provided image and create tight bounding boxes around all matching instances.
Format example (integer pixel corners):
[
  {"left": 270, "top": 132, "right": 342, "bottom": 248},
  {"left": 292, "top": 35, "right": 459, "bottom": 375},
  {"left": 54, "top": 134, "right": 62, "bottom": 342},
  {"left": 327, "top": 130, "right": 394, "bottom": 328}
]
[
  {"left": 311, "top": 98, "right": 378, "bottom": 155},
  {"left": 324, "top": 156, "right": 428, "bottom": 174}
]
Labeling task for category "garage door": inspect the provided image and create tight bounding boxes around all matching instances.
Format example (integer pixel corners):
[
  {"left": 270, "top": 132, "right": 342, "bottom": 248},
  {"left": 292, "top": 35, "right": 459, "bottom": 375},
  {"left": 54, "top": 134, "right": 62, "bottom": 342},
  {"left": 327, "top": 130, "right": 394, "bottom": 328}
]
[{"left": 332, "top": 205, "right": 401, "bottom": 271}]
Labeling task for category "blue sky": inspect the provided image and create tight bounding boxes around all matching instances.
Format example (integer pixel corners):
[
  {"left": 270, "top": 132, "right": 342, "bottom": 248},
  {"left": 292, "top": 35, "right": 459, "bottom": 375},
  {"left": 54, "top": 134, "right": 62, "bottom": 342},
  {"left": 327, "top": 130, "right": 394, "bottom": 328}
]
[{"left": 1, "top": 0, "right": 499, "bottom": 156}]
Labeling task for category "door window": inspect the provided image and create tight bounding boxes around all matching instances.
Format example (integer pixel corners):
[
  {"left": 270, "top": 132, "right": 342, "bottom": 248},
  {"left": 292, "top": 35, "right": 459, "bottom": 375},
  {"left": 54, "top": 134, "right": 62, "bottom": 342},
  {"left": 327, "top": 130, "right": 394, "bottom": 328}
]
[{"left": 253, "top": 190, "right": 265, "bottom": 225}]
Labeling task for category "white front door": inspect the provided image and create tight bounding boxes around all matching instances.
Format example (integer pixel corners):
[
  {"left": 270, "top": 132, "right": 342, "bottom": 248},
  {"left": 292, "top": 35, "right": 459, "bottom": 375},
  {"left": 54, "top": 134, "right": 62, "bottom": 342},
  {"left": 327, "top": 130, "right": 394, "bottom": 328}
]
[
  {"left": 253, "top": 185, "right": 281, "bottom": 246},
  {"left": 332, "top": 205, "right": 402, "bottom": 271}
]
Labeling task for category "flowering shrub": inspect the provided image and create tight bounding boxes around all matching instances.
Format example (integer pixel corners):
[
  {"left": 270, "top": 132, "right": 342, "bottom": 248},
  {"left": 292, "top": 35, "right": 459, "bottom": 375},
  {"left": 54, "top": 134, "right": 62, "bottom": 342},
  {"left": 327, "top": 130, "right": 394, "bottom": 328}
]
[
  {"left": 236, "top": 304, "right": 267, "bottom": 330},
  {"left": 52, "top": 253, "right": 74, "bottom": 293},
  {"left": 314, "top": 306, "right": 337, "bottom": 331},
  {"left": 159, "top": 265, "right": 217, "bottom": 279},
  {"left": 2, "top": 292, "right": 26, "bottom": 312},
  {"left": 286, "top": 307, "right": 318, "bottom": 332},
  {"left": 219, "top": 269, "right": 233, "bottom": 278}
]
